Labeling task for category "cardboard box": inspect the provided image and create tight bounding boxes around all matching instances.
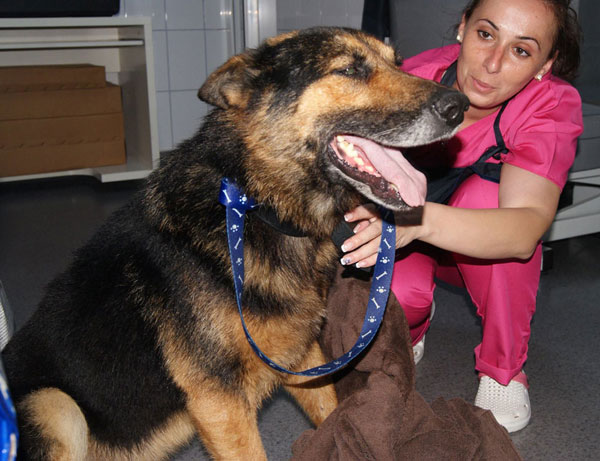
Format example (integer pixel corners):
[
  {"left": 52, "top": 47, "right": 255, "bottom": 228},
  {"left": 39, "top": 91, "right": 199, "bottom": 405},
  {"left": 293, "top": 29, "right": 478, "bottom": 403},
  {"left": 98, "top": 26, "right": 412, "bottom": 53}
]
[
  {"left": 0, "top": 64, "right": 106, "bottom": 92},
  {"left": 0, "top": 113, "right": 126, "bottom": 177},
  {"left": 0, "top": 64, "right": 127, "bottom": 177},
  {"left": 0, "top": 83, "right": 122, "bottom": 121}
]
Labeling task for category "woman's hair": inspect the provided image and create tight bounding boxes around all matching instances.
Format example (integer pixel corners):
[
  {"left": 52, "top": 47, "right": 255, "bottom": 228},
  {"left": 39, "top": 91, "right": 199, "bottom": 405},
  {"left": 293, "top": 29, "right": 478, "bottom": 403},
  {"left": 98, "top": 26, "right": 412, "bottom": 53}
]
[{"left": 458, "top": 0, "right": 582, "bottom": 81}]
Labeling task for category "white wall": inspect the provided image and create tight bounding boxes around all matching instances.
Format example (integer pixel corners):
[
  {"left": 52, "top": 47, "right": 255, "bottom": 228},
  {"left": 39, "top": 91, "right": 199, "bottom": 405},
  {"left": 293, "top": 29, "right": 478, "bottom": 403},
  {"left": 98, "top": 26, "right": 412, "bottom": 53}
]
[
  {"left": 276, "top": 0, "right": 364, "bottom": 33},
  {"left": 119, "top": 0, "right": 238, "bottom": 151}
]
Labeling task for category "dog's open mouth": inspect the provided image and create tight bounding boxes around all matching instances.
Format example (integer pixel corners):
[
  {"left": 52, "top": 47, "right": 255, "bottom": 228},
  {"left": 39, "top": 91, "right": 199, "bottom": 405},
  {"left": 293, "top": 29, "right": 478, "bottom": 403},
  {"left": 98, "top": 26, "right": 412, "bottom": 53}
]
[{"left": 329, "top": 134, "right": 426, "bottom": 208}]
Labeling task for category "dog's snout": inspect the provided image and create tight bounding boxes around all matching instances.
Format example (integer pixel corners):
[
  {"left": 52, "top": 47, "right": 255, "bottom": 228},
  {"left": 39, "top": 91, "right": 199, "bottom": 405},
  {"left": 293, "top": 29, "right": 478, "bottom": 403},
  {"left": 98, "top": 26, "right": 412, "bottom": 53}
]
[{"left": 431, "top": 90, "right": 470, "bottom": 126}]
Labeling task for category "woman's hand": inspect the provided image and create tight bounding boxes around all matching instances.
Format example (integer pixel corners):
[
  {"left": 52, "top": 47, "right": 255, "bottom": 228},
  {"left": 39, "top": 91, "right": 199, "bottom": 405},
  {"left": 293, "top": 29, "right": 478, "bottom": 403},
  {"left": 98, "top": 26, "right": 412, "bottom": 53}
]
[{"left": 341, "top": 204, "right": 424, "bottom": 268}]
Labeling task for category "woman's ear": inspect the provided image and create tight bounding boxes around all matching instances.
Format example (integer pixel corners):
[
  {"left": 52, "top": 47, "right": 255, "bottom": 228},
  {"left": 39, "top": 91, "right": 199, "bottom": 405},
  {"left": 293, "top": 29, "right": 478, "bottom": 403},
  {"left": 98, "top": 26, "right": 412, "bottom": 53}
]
[
  {"left": 457, "top": 15, "right": 467, "bottom": 42},
  {"left": 538, "top": 50, "right": 558, "bottom": 80}
]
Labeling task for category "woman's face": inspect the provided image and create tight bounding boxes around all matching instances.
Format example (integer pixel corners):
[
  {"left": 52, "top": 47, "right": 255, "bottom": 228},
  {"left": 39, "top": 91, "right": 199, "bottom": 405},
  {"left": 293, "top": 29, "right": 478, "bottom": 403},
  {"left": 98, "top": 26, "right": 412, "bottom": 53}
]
[{"left": 456, "top": 0, "right": 558, "bottom": 113}]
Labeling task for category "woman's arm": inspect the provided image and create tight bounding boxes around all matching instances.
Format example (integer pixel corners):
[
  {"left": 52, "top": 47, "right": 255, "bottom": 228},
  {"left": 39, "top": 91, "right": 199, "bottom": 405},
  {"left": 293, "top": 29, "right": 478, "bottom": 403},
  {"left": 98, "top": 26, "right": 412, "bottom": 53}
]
[{"left": 342, "top": 163, "right": 562, "bottom": 267}]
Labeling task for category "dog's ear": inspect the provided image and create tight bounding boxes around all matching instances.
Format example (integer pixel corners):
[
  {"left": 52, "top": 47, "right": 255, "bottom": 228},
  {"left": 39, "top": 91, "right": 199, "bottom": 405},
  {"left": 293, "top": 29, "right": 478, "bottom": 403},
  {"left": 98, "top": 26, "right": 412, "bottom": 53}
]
[{"left": 198, "top": 53, "right": 258, "bottom": 110}]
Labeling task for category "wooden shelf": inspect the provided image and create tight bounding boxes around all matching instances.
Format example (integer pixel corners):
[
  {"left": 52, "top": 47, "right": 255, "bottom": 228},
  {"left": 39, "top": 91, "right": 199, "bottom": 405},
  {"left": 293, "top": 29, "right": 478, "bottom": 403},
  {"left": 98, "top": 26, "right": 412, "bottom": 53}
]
[{"left": 0, "top": 17, "right": 159, "bottom": 183}]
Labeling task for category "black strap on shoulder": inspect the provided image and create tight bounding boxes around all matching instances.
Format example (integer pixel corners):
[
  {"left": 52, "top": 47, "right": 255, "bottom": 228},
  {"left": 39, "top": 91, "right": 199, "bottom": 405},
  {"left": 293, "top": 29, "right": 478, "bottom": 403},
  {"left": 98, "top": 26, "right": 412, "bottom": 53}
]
[
  {"left": 468, "top": 99, "right": 510, "bottom": 184},
  {"left": 482, "top": 100, "right": 510, "bottom": 160},
  {"left": 440, "top": 60, "right": 458, "bottom": 87}
]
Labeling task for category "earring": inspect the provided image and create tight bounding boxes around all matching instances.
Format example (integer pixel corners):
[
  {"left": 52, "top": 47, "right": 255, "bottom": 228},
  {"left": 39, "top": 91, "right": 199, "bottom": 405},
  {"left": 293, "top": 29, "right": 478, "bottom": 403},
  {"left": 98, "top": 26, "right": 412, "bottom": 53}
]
[
  {"left": 456, "top": 34, "right": 462, "bottom": 43},
  {"left": 535, "top": 73, "right": 543, "bottom": 81}
]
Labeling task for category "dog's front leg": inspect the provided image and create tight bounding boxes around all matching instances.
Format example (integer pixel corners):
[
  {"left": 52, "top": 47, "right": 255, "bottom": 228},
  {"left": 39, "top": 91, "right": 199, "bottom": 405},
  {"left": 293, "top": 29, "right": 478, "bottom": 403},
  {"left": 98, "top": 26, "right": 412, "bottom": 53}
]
[
  {"left": 186, "top": 386, "right": 267, "bottom": 461},
  {"left": 283, "top": 340, "right": 338, "bottom": 426}
]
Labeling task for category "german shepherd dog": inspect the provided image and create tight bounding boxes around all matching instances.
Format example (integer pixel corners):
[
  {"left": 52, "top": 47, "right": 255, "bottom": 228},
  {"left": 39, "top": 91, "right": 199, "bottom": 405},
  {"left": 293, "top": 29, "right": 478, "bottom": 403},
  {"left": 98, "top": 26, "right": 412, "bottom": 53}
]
[{"left": 2, "top": 27, "right": 468, "bottom": 460}]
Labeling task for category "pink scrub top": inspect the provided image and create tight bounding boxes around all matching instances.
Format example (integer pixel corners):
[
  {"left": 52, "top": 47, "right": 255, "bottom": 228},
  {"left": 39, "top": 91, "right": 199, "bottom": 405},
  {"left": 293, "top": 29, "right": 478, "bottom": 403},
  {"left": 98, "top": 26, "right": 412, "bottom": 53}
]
[{"left": 402, "top": 44, "right": 584, "bottom": 190}]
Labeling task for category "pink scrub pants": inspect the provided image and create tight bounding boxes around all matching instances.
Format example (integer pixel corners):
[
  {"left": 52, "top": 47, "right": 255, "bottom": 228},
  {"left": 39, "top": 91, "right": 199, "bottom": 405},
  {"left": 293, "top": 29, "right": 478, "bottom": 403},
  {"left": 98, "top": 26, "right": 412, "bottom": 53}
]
[{"left": 390, "top": 174, "right": 542, "bottom": 386}]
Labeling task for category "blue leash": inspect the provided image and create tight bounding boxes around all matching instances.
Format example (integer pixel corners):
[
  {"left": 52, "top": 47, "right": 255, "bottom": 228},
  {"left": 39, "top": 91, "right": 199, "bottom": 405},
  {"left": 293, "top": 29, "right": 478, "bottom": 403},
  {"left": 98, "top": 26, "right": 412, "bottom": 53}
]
[
  {"left": 219, "top": 178, "right": 396, "bottom": 376},
  {"left": 0, "top": 372, "right": 17, "bottom": 461}
]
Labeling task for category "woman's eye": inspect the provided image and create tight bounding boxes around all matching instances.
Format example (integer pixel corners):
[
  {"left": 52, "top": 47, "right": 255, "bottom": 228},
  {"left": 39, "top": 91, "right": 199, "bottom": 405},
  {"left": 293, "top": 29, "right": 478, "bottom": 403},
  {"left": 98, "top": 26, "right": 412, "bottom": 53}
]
[
  {"left": 515, "top": 47, "right": 530, "bottom": 57},
  {"left": 478, "top": 30, "right": 492, "bottom": 40}
]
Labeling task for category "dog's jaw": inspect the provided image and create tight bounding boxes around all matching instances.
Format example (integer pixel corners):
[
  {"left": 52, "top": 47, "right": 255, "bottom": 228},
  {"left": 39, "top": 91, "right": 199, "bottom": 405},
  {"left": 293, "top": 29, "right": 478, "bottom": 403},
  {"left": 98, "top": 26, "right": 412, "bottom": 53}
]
[{"left": 327, "top": 134, "right": 427, "bottom": 213}]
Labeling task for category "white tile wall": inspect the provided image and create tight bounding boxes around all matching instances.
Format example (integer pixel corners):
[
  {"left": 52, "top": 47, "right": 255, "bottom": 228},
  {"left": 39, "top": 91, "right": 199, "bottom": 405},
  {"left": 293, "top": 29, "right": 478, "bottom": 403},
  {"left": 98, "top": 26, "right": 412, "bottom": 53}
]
[
  {"left": 124, "top": 0, "right": 166, "bottom": 30},
  {"left": 205, "top": 29, "right": 235, "bottom": 74},
  {"left": 276, "top": 0, "right": 364, "bottom": 33},
  {"left": 120, "top": 0, "right": 365, "bottom": 151},
  {"left": 204, "top": 0, "right": 234, "bottom": 30},
  {"left": 167, "top": 30, "right": 207, "bottom": 90},
  {"left": 170, "top": 90, "right": 209, "bottom": 146},
  {"left": 121, "top": 0, "right": 235, "bottom": 151},
  {"left": 152, "top": 31, "right": 169, "bottom": 91},
  {"left": 155, "top": 91, "right": 173, "bottom": 151},
  {"left": 165, "top": 0, "right": 205, "bottom": 30}
]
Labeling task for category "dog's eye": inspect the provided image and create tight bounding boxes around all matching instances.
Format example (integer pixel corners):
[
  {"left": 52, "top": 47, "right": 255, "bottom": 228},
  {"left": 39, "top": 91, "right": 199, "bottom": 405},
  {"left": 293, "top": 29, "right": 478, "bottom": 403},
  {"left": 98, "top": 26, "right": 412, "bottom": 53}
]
[
  {"left": 335, "top": 65, "right": 365, "bottom": 78},
  {"left": 343, "top": 66, "right": 358, "bottom": 76}
]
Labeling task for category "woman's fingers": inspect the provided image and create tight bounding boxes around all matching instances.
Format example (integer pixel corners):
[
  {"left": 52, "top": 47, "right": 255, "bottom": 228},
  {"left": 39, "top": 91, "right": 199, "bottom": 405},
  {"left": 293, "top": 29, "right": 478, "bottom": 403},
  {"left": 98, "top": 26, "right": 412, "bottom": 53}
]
[
  {"left": 341, "top": 235, "right": 381, "bottom": 268},
  {"left": 342, "top": 218, "right": 382, "bottom": 252},
  {"left": 341, "top": 219, "right": 383, "bottom": 268},
  {"left": 344, "top": 203, "right": 378, "bottom": 223},
  {"left": 350, "top": 219, "right": 371, "bottom": 235}
]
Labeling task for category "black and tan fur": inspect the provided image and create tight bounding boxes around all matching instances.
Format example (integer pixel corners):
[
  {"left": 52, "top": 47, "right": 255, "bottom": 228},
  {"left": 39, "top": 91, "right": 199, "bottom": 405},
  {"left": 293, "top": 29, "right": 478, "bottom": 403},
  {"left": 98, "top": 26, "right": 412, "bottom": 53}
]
[{"left": 2, "top": 27, "right": 468, "bottom": 460}]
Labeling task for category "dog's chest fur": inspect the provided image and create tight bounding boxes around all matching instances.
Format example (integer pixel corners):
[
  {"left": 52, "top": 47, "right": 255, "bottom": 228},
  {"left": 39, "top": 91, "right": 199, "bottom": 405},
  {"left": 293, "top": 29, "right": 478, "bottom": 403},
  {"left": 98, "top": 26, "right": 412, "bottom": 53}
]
[{"left": 138, "top": 113, "right": 343, "bottom": 377}]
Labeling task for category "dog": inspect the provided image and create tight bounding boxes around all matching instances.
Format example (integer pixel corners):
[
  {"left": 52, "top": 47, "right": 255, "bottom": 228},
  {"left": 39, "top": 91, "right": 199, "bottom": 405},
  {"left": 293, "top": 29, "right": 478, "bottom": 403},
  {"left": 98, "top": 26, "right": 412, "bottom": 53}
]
[{"left": 2, "top": 27, "right": 468, "bottom": 460}]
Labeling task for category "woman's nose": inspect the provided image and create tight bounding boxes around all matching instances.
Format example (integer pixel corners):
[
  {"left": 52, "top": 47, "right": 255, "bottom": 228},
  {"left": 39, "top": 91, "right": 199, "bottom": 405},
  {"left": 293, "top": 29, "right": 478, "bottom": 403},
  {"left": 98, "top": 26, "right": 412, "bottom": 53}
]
[{"left": 483, "top": 46, "right": 504, "bottom": 74}]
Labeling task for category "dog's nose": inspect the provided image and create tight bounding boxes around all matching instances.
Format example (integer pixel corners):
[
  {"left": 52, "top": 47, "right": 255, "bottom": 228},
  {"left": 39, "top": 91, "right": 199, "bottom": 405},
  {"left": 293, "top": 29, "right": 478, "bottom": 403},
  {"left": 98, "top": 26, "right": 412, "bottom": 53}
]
[{"left": 431, "top": 90, "right": 470, "bottom": 126}]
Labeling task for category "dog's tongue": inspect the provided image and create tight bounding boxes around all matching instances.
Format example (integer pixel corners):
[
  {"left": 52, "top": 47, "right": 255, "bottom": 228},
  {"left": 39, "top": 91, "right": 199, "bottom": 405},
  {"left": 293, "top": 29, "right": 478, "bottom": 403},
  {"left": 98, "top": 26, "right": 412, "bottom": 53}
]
[{"left": 343, "top": 135, "right": 426, "bottom": 207}]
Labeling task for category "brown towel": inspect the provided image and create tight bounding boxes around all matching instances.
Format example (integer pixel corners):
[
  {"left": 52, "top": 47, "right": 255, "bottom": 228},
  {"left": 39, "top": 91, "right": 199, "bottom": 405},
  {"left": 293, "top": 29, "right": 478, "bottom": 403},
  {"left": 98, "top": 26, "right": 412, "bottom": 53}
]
[{"left": 291, "top": 267, "right": 522, "bottom": 460}]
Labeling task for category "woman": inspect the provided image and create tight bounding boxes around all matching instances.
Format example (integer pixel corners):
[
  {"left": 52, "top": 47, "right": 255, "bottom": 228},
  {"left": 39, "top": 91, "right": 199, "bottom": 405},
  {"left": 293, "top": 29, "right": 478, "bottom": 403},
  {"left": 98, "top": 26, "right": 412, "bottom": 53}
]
[{"left": 340, "top": 0, "right": 583, "bottom": 432}]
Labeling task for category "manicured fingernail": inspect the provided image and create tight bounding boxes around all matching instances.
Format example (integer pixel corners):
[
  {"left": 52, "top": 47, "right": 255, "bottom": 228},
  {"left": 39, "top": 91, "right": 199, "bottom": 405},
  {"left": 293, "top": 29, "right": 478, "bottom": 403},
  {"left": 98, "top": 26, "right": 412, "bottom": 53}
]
[
  {"left": 341, "top": 242, "right": 353, "bottom": 252},
  {"left": 352, "top": 224, "right": 360, "bottom": 233},
  {"left": 340, "top": 257, "right": 351, "bottom": 265},
  {"left": 355, "top": 261, "right": 363, "bottom": 268},
  {"left": 344, "top": 213, "right": 352, "bottom": 221}
]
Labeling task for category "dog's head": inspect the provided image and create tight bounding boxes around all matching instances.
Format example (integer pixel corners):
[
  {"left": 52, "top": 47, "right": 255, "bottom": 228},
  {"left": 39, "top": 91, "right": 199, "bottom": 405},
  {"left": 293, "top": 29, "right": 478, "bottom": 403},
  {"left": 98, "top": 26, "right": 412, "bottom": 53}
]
[{"left": 199, "top": 27, "right": 468, "bottom": 231}]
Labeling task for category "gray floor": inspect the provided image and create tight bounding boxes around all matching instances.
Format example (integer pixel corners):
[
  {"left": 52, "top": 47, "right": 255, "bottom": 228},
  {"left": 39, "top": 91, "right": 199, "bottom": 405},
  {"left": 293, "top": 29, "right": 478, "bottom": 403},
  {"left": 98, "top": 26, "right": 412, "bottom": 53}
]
[{"left": 0, "top": 176, "right": 598, "bottom": 460}]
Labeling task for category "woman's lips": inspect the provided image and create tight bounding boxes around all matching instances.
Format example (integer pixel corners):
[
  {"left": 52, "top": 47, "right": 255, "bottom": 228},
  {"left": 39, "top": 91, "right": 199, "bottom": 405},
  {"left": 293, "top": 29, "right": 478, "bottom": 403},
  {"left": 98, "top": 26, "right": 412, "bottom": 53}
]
[{"left": 471, "top": 76, "right": 494, "bottom": 93}]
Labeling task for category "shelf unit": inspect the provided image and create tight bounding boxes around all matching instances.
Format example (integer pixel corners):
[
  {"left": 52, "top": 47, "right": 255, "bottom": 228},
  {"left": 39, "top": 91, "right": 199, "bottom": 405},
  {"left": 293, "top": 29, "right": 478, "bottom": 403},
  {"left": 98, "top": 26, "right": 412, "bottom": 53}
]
[
  {"left": 0, "top": 17, "right": 159, "bottom": 183},
  {"left": 544, "top": 103, "right": 600, "bottom": 241}
]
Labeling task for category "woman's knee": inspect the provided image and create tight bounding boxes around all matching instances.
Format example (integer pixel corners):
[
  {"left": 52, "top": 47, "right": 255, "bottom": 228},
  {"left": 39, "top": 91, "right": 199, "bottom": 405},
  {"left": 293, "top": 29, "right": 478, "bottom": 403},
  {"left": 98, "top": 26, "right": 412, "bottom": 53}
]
[{"left": 390, "top": 248, "right": 436, "bottom": 318}]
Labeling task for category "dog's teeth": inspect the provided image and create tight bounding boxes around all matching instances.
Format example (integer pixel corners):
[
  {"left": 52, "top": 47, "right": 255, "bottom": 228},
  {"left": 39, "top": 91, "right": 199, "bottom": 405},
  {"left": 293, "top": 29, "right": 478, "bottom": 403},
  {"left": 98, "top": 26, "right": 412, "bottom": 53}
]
[
  {"left": 365, "top": 165, "right": 376, "bottom": 174},
  {"left": 336, "top": 136, "right": 359, "bottom": 159},
  {"left": 355, "top": 157, "right": 365, "bottom": 166},
  {"left": 390, "top": 184, "right": 399, "bottom": 192}
]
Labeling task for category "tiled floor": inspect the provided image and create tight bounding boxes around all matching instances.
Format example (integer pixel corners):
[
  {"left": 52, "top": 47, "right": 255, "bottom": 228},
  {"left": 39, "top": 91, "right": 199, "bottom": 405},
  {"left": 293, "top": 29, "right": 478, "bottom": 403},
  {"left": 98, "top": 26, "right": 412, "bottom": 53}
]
[{"left": 1, "top": 177, "right": 598, "bottom": 460}]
